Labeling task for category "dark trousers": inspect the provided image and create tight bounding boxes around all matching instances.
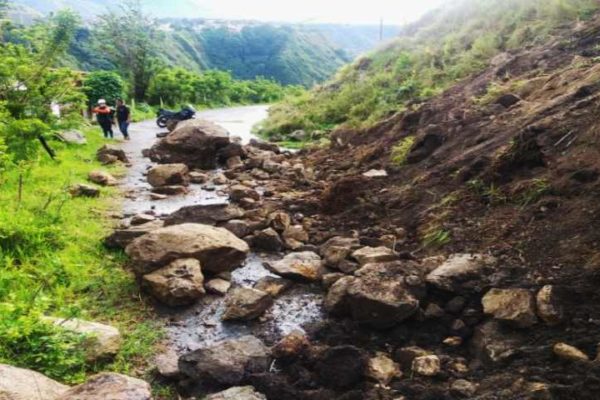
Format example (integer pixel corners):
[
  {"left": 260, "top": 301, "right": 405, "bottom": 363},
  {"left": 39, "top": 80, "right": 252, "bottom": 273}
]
[
  {"left": 118, "top": 121, "right": 130, "bottom": 138},
  {"left": 99, "top": 121, "right": 113, "bottom": 139}
]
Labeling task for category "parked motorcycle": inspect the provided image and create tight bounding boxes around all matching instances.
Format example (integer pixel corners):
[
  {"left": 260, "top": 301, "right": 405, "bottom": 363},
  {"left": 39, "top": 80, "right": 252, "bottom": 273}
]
[{"left": 156, "top": 105, "right": 196, "bottom": 129}]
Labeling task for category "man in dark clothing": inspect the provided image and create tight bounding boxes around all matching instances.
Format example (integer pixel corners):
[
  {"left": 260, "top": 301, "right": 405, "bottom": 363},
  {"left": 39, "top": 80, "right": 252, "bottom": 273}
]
[
  {"left": 116, "top": 99, "right": 131, "bottom": 140},
  {"left": 92, "top": 99, "right": 115, "bottom": 139}
]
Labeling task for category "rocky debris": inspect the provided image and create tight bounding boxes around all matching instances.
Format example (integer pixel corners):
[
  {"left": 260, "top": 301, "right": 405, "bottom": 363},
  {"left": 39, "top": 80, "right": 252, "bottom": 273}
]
[
  {"left": 189, "top": 171, "right": 208, "bottom": 184},
  {"left": 104, "top": 220, "right": 164, "bottom": 249},
  {"left": 151, "top": 185, "right": 188, "bottom": 195},
  {"left": 471, "top": 320, "right": 523, "bottom": 365},
  {"left": 412, "top": 355, "right": 441, "bottom": 376},
  {"left": 130, "top": 213, "right": 155, "bottom": 226},
  {"left": 165, "top": 203, "right": 244, "bottom": 226},
  {"left": 147, "top": 163, "right": 189, "bottom": 187},
  {"left": 69, "top": 183, "right": 100, "bottom": 198},
  {"left": 213, "top": 173, "right": 229, "bottom": 185},
  {"left": 150, "top": 193, "right": 168, "bottom": 200},
  {"left": 265, "top": 251, "right": 324, "bottom": 282},
  {"left": 362, "top": 169, "right": 388, "bottom": 178},
  {"left": 482, "top": 288, "right": 537, "bottom": 328},
  {"left": 222, "top": 287, "right": 273, "bottom": 321},
  {"left": 226, "top": 156, "right": 243, "bottom": 169},
  {"left": 58, "top": 130, "right": 87, "bottom": 145},
  {"left": 0, "top": 363, "right": 69, "bottom": 400},
  {"left": 222, "top": 219, "right": 251, "bottom": 238},
  {"left": 553, "top": 343, "right": 589, "bottom": 362},
  {"left": 179, "top": 335, "right": 271, "bottom": 385},
  {"left": 205, "top": 278, "right": 231, "bottom": 296},
  {"left": 316, "top": 345, "right": 368, "bottom": 389},
  {"left": 450, "top": 379, "right": 478, "bottom": 398},
  {"left": 425, "top": 253, "right": 496, "bottom": 292},
  {"left": 254, "top": 276, "right": 293, "bottom": 297},
  {"left": 351, "top": 246, "right": 397, "bottom": 265},
  {"left": 394, "top": 346, "right": 431, "bottom": 368},
  {"left": 536, "top": 285, "right": 563, "bottom": 325},
  {"left": 126, "top": 223, "right": 249, "bottom": 275},
  {"left": 321, "top": 236, "right": 360, "bottom": 269},
  {"left": 272, "top": 330, "right": 310, "bottom": 359},
  {"left": 325, "top": 261, "right": 423, "bottom": 328},
  {"left": 142, "top": 258, "right": 205, "bottom": 306},
  {"left": 366, "top": 352, "right": 401, "bottom": 385},
  {"left": 252, "top": 228, "right": 283, "bottom": 252},
  {"left": 149, "top": 119, "right": 231, "bottom": 169},
  {"left": 60, "top": 373, "right": 151, "bottom": 400},
  {"left": 267, "top": 211, "right": 291, "bottom": 232},
  {"left": 206, "top": 386, "right": 267, "bottom": 400},
  {"left": 154, "top": 349, "right": 181, "bottom": 379},
  {"left": 322, "top": 272, "right": 345, "bottom": 289},
  {"left": 282, "top": 224, "right": 309, "bottom": 243},
  {"left": 88, "top": 170, "right": 118, "bottom": 186},
  {"left": 230, "top": 184, "right": 260, "bottom": 202},
  {"left": 249, "top": 138, "right": 280, "bottom": 154},
  {"left": 45, "top": 317, "right": 121, "bottom": 362},
  {"left": 97, "top": 144, "right": 128, "bottom": 163}
]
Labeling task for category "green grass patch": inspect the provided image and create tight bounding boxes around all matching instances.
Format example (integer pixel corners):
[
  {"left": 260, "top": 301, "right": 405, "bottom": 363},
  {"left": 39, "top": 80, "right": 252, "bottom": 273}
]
[{"left": 391, "top": 136, "right": 415, "bottom": 165}]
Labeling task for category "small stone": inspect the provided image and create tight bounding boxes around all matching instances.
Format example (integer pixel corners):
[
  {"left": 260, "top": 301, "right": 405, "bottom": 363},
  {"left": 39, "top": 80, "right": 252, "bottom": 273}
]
[
  {"left": 283, "top": 225, "right": 309, "bottom": 242},
  {"left": 130, "top": 213, "right": 156, "bottom": 226},
  {"left": 151, "top": 185, "right": 188, "bottom": 195},
  {"left": 367, "top": 352, "right": 401, "bottom": 385},
  {"left": 226, "top": 156, "right": 243, "bottom": 169},
  {"left": 69, "top": 183, "right": 100, "bottom": 198},
  {"left": 272, "top": 330, "right": 310, "bottom": 359},
  {"left": 424, "top": 303, "right": 445, "bottom": 319},
  {"left": 206, "top": 386, "right": 266, "bottom": 400},
  {"left": 443, "top": 336, "right": 463, "bottom": 347},
  {"left": 230, "top": 184, "right": 260, "bottom": 202},
  {"left": 322, "top": 273, "right": 345, "bottom": 289},
  {"left": 412, "top": 355, "right": 441, "bottom": 376},
  {"left": 88, "top": 170, "right": 118, "bottom": 186},
  {"left": 205, "top": 279, "right": 231, "bottom": 296},
  {"left": 394, "top": 346, "right": 430, "bottom": 368},
  {"left": 253, "top": 228, "right": 283, "bottom": 252},
  {"left": 536, "top": 285, "right": 563, "bottom": 325},
  {"left": 482, "top": 288, "right": 537, "bottom": 328},
  {"left": 147, "top": 163, "right": 189, "bottom": 187},
  {"left": 352, "top": 246, "right": 397, "bottom": 266},
  {"left": 155, "top": 350, "right": 181, "bottom": 379},
  {"left": 268, "top": 211, "right": 291, "bottom": 232},
  {"left": 150, "top": 193, "right": 168, "bottom": 200},
  {"left": 189, "top": 171, "right": 208, "bottom": 184},
  {"left": 60, "top": 373, "right": 151, "bottom": 399},
  {"left": 222, "top": 219, "right": 251, "bottom": 238},
  {"left": 265, "top": 251, "right": 324, "bottom": 282},
  {"left": 445, "top": 296, "right": 466, "bottom": 314},
  {"left": 142, "top": 258, "right": 205, "bottom": 306},
  {"left": 222, "top": 288, "right": 273, "bottom": 321},
  {"left": 450, "top": 379, "right": 478, "bottom": 398},
  {"left": 362, "top": 169, "right": 388, "bottom": 178},
  {"left": 253, "top": 276, "right": 293, "bottom": 297},
  {"left": 212, "top": 173, "right": 229, "bottom": 185},
  {"left": 553, "top": 343, "right": 589, "bottom": 362}
]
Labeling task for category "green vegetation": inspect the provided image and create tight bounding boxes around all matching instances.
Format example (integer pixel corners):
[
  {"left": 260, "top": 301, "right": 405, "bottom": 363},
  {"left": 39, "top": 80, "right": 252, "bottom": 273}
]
[
  {"left": 259, "top": 0, "right": 600, "bottom": 140},
  {"left": 83, "top": 71, "right": 125, "bottom": 107},
  {"left": 391, "top": 136, "right": 415, "bottom": 165}
]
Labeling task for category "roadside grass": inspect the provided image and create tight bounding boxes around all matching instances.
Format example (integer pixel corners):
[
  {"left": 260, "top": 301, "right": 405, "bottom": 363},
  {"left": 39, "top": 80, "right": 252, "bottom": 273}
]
[{"left": 0, "top": 127, "right": 162, "bottom": 384}]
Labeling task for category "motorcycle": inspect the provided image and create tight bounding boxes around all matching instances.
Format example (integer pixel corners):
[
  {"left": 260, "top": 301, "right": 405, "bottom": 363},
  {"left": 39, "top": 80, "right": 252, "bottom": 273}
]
[{"left": 156, "top": 105, "right": 196, "bottom": 129}]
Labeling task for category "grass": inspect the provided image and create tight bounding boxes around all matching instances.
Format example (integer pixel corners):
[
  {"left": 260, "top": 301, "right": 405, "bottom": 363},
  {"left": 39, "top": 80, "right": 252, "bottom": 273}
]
[
  {"left": 391, "top": 136, "right": 415, "bottom": 165},
  {"left": 0, "top": 127, "right": 163, "bottom": 384}
]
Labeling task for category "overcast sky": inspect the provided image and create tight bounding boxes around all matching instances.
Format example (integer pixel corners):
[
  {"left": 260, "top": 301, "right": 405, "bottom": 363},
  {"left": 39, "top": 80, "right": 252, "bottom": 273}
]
[{"left": 185, "top": 0, "right": 449, "bottom": 25}]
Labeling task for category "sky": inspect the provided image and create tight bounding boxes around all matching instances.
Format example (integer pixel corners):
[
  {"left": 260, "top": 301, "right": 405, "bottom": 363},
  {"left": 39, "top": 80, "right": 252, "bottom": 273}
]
[{"left": 185, "top": 0, "right": 450, "bottom": 25}]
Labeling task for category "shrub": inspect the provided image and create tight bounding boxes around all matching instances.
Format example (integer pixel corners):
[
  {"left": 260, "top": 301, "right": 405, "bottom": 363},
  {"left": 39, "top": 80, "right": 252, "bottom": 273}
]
[
  {"left": 83, "top": 71, "right": 125, "bottom": 107},
  {"left": 391, "top": 136, "right": 415, "bottom": 165}
]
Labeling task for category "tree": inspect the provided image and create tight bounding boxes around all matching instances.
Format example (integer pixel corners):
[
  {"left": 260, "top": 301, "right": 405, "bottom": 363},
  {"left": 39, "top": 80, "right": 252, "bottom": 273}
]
[
  {"left": 95, "top": 0, "right": 159, "bottom": 101},
  {"left": 83, "top": 71, "right": 124, "bottom": 107}
]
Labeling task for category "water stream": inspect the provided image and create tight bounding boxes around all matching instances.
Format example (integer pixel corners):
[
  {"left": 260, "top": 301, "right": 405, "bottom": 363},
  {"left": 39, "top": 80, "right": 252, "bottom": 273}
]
[{"left": 119, "top": 105, "right": 324, "bottom": 354}]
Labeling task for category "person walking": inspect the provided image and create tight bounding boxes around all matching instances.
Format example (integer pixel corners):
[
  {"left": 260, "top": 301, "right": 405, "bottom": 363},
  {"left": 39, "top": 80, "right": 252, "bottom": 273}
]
[
  {"left": 92, "top": 99, "right": 115, "bottom": 139},
  {"left": 116, "top": 99, "right": 131, "bottom": 140}
]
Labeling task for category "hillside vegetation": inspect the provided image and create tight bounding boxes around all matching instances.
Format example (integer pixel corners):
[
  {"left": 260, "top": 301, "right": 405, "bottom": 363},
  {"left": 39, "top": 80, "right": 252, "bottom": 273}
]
[{"left": 258, "top": 0, "right": 600, "bottom": 139}]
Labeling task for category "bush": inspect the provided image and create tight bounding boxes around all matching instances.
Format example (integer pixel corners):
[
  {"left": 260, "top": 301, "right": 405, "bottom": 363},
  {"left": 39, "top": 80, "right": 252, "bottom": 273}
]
[
  {"left": 391, "top": 136, "right": 415, "bottom": 165},
  {"left": 83, "top": 71, "right": 125, "bottom": 107}
]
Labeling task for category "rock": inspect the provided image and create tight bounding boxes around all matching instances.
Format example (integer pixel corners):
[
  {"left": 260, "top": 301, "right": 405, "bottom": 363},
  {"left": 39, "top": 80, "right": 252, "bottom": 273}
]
[
  {"left": 150, "top": 193, "right": 168, "bottom": 200},
  {"left": 451, "top": 379, "right": 478, "bottom": 398},
  {"left": 151, "top": 185, "right": 188, "bottom": 195},
  {"left": 206, "top": 386, "right": 267, "bottom": 400},
  {"left": 321, "top": 236, "right": 360, "bottom": 268},
  {"left": 130, "top": 213, "right": 155, "bottom": 226},
  {"left": 424, "top": 303, "right": 445, "bottom": 319},
  {"left": 425, "top": 253, "right": 496, "bottom": 292},
  {"left": 272, "top": 330, "right": 310, "bottom": 359},
  {"left": 267, "top": 211, "right": 291, "bottom": 232},
  {"left": 230, "top": 184, "right": 260, "bottom": 202},
  {"left": 60, "top": 373, "right": 151, "bottom": 400},
  {"left": 98, "top": 153, "right": 119, "bottom": 165},
  {"left": 316, "top": 346, "right": 368, "bottom": 389},
  {"left": 536, "top": 285, "right": 563, "bottom": 325},
  {"left": 254, "top": 276, "right": 293, "bottom": 297},
  {"left": 126, "top": 223, "right": 249, "bottom": 275},
  {"left": 142, "top": 258, "right": 205, "bottom": 306},
  {"left": 249, "top": 138, "right": 280, "bottom": 153},
  {"left": 263, "top": 159, "right": 283, "bottom": 174},
  {"left": 226, "top": 156, "right": 243, "bottom": 169},
  {"left": 189, "top": 171, "right": 208, "bottom": 184},
  {"left": 45, "top": 317, "right": 121, "bottom": 362},
  {"left": 553, "top": 343, "right": 589, "bottom": 362},
  {"left": 69, "top": 183, "right": 100, "bottom": 198},
  {"left": 97, "top": 144, "right": 128, "bottom": 163},
  {"left": 367, "top": 352, "right": 401, "bottom": 385},
  {"left": 252, "top": 228, "right": 283, "bottom": 252},
  {"left": 154, "top": 349, "right": 181, "bottom": 379},
  {"left": 495, "top": 93, "right": 521, "bottom": 108},
  {"left": 165, "top": 203, "right": 244, "bottom": 226},
  {"left": 222, "top": 219, "right": 251, "bottom": 238},
  {"left": 222, "top": 287, "right": 273, "bottom": 321},
  {"left": 179, "top": 335, "right": 271, "bottom": 385},
  {"left": 147, "top": 163, "right": 189, "bottom": 187},
  {"left": 322, "top": 272, "right": 345, "bottom": 289},
  {"left": 393, "top": 346, "right": 431, "bottom": 368},
  {"left": 205, "top": 278, "right": 231, "bottom": 296},
  {"left": 213, "top": 173, "right": 229, "bottom": 185},
  {"left": 59, "top": 130, "right": 87, "bottom": 145},
  {"left": 104, "top": 220, "right": 164, "bottom": 250},
  {"left": 0, "top": 364, "right": 68, "bottom": 400},
  {"left": 218, "top": 142, "right": 246, "bottom": 161},
  {"left": 282, "top": 225, "right": 309, "bottom": 243},
  {"left": 412, "top": 355, "right": 441, "bottom": 376},
  {"left": 88, "top": 170, "right": 118, "bottom": 186},
  {"left": 482, "top": 288, "right": 537, "bottom": 328},
  {"left": 362, "top": 169, "right": 388, "bottom": 178},
  {"left": 289, "top": 129, "right": 307, "bottom": 141},
  {"left": 324, "top": 276, "right": 354, "bottom": 315},
  {"left": 265, "top": 251, "right": 324, "bottom": 282},
  {"left": 470, "top": 321, "right": 523, "bottom": 365},
  {"left": 351, "top": 246, "right": 397, "bottom": 266},
  {"left": 149, "top": 119, "right": 231, "bottom": 169}
]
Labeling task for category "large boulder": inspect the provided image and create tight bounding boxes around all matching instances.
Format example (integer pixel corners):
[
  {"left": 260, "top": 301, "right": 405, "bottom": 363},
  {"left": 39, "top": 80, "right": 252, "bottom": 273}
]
[
  {"left": 482, "top": 288, "right": 537, "bottom": 328},
  {"left": 0, "top": 364, "right": 68, "bottom": 400},
  {"left": 97, "top": 144, "right": 128, "bottom": 163},
  {"left": 126, "top": 223, "right": 249, "bottom": 275},
  {"left": 60, "top": 373, "right": 151, "bottom": 400},
  {"left": 179, "top": 335, "right": 271, "bottom": 385},
  {"left": 45, "top": 317, "right": 121, "bottom": 362},
  {"left": 104, "top": 220, "right": 164, "bottom": 250},
  {"left": 149, "top": 119, "right": 231, "bottom": 169},
  {"left": 425, "top": 253, "right": 497, "bottom": 292},
  {"left": 164, "top": 203, "right": 244, "bottom": 226},
  {"left": 206, "top": 386, "right": 267, "bottom": 400},
  {"left": 264, "top": 252, "right": 324, "bottom": 282},
  {"left": 142, "top": 258, "right": 205, "bottom": 306},
  {"left": 147, "top": 163, "right": 189, "bottom": 187},
  {"left": 324, "top": 261, "right": 424, "bottom": 328},
  {"left": 222, "top": 287, "right": 273, "bottom": 321}
]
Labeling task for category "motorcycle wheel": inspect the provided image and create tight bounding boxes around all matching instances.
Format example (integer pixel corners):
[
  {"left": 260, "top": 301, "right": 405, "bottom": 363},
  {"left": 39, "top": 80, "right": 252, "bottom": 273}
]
[{"left": 157, "top": 116, "right": 168, "bottom": 128}]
